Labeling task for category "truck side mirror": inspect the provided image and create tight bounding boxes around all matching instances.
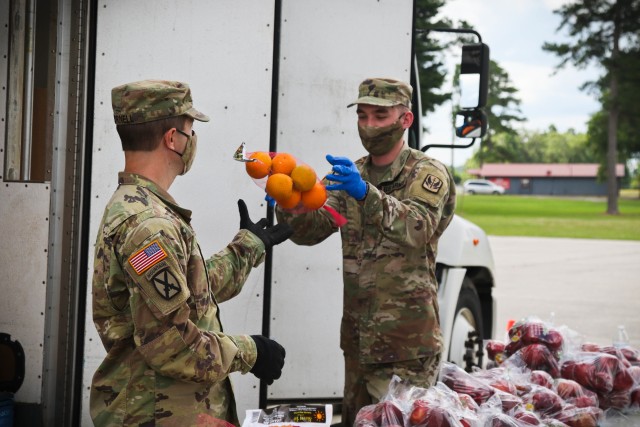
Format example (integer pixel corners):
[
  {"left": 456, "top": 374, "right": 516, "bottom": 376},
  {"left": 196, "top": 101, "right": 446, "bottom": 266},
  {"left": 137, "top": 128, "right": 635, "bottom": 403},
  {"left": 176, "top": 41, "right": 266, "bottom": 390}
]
[
  {"left": 455, "top": 109, "right": 487, "bottom": 139},
  {"left": 455, "top": 43, "right": 489, "bottom": 139},
  {"left": 459, "top": 43, "right": 489, "bottom": 109}
]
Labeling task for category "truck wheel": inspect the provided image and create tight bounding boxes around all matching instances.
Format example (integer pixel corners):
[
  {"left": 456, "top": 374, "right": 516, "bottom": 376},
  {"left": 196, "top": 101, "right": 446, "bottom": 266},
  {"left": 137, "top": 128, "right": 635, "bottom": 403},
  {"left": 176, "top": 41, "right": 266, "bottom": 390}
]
[{"left": 447, "top": 278, "right": 484, "bottom": 370}]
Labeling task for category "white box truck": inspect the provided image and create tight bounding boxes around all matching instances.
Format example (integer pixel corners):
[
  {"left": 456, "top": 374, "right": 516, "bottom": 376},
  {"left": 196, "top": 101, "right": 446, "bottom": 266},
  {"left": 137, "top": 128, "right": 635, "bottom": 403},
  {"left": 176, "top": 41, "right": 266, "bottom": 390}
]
[{"left": 0, "top": 1, "right": 495, "bottom": 425}]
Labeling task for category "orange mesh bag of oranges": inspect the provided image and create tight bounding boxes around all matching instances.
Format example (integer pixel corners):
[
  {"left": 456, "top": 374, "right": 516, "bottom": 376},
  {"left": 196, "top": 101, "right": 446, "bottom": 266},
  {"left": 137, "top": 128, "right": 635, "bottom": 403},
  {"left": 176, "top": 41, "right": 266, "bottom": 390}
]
[{"left": 233, "top": 143, "right": 346, "bottom": 225}]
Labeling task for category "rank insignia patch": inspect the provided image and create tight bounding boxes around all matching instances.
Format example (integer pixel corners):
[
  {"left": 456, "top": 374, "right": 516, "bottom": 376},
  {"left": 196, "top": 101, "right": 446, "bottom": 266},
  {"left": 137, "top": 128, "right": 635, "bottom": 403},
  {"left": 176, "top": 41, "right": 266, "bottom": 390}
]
[
  {"left": 151, "top": 268, "right": 181, "bottom": 300},
  {"left": 423, "top": 174, "right": 443, "bottom": 193},
  {"left": 128, "top": 240, "right": 168, "bottom": 275}
]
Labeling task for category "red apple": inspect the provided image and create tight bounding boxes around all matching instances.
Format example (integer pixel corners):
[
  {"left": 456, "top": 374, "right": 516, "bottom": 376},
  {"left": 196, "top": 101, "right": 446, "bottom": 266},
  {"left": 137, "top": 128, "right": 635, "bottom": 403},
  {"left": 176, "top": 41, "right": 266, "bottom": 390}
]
[
  {"left": 569, "top": 394, "right": 599, "bottom": 408},
  {"left": 486, "top": 340, "right": 506, "bottom": 362},
  {"left": 514, "top": 410, "right": 542, "bottom": 426},
  {"left": 554, "top": 406, "right": 602, "bottom": 427},
  {"left": 425, "top": 405, "right": 454, "bottom": 427},
  {"left": 488, "top": 413, "right": 519, "bottom": 427},
  {"left": 597, "top": 390, "right": 630, "bottom": 410},
  {"left": 520, "top": 344, "right": 560, "bottom": 377},
  {"left": 530, "top": 370, "right": 554, "bottom": 389},
  {"left": 408, "top": 400, "right": 430, "bottom": 426},
  {"left": 630, "top": 387, "right": 640, "bottom": 408},
  {"left": 372, "top": 401, "right": 403, "bottom": 426},
  {"left": 612, "top": 367, "right": 633, "bottom": 391},
  {"left": 525, "top": 387, "right": 564, "bottom": 416},
  {"left": 555, "top": 379, "right": 583, "bottom": 399},
  {"left": 491, "top": 378, "right": 517, "bottom": 394},
  {"left": 627, "top": 366, "right": 640, "bottom": 383},
  {"left": 619, "top": 346, "right": 640, "bottom": 365}
]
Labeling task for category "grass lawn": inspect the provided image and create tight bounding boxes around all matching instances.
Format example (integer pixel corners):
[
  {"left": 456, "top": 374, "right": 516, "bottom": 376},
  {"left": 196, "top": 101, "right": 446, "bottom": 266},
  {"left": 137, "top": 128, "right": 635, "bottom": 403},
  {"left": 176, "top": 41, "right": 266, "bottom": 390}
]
[{"left": 455, "top": 192, "right": 640, "bottom": 240}]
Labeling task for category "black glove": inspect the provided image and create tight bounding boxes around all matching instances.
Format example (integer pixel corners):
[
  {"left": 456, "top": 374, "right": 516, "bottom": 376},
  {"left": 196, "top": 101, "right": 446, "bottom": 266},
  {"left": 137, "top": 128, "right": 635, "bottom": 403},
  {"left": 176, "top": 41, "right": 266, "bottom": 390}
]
[
  {"left": 250, "top": 335, "right": 286, "bottom": 385},
  {"left": 238, "top": 199, "right": 293, "bottom": 250}
]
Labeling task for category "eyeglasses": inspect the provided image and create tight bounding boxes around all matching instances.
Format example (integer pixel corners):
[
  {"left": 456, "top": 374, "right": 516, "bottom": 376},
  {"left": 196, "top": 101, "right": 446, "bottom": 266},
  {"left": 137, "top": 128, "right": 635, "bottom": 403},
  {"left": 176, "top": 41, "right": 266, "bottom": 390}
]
[{"left": 176, "top": 128, "right": 195, "bottom": 138}]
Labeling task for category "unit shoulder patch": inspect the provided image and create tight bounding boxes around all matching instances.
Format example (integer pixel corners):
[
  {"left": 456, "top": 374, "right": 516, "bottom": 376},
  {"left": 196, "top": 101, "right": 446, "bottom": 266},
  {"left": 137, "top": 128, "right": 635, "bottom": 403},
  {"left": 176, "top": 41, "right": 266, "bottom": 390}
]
[
  {"left": 128, "top": 239, "right": 168, "bottom": 275},
  {"left": 423, "top": 174, "right": 443, "bottom": 193},
  {"left": 151, "top": 268, "right": 181, "bottom": 300}
]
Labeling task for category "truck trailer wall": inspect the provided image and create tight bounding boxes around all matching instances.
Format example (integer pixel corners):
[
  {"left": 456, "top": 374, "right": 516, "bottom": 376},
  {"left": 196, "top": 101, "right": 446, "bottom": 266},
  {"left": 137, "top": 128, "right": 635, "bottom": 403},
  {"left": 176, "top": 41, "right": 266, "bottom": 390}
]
[
  {"left": 83, "top": 0, "right": 413, "bottom": 425},
  {"left": 0, "top": 181, "right": 49, "bottom": 404},
  {"left": 0, "top": 0, "right": 48, "bottom": 405},
  {"left": 267, "top": 0, "right": 413, "bottom": 401},
  {"left": 82, "top": 1, "right": 277, "bottom": 424}
]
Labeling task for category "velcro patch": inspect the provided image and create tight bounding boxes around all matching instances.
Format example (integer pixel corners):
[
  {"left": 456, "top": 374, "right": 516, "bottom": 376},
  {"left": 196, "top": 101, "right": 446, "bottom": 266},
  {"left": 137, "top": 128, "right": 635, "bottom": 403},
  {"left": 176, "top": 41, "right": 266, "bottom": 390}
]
[
  {"left": 423, "top": 174, "right": 443, "bottom": 193},
  {"left": 128, "top": 240, "right": 168, "bottom": 275},
  {"left": 151, "top": 268, "right": 181, "bottom": 300}
]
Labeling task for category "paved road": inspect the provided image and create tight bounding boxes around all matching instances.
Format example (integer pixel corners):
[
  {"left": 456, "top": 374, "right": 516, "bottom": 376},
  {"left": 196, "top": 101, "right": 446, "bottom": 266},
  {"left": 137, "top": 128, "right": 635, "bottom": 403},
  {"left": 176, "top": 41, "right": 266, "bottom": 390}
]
[{"left": 488, "top": 236, "right": 640, "bottom": 349}]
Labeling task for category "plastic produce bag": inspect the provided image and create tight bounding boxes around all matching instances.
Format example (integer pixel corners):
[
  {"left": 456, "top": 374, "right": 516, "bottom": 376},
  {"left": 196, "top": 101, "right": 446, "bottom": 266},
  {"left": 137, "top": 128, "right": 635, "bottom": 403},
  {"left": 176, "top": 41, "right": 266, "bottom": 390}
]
[
  {"left": 512, "top": 410, "right": 545, "bottom": 426},
  {"left": 521, "top": 385, "right": 564, "bottom": 417},
  {"left": 234, "top": 143, "right": 346, "bottom": 226},
  {"left": 552, "top": 405, "right": 603, "bottom": 427},
  {"left": 553, "top": 379, "right": 599, "bottom": 408},
  {"left": 560, "top": 352, "right": 630, "bottom": 394},
  {"left": 441, "top": 362, "right": 495, "bottom": 405},
  {"left": 505, "top": 317, "right": 564, "bottom": 357},
  {"left": 518, "top": 344, "right": 561, "bottom": 378}
]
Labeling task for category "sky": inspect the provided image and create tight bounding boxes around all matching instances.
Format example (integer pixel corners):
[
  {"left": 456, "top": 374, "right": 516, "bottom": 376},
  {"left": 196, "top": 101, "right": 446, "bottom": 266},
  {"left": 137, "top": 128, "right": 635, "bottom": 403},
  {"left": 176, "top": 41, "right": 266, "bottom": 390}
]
[{"left": 423, "top": 0, "right": 602, "bottom": 168}]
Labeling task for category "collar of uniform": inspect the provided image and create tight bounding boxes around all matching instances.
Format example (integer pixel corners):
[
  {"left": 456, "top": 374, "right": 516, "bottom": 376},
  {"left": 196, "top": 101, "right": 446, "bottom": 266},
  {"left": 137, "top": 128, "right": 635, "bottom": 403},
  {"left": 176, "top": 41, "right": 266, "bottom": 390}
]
[
  {"left": 362, "top": 142, "right": 411, "bottom": 184},
  {"left": 117, "top": 172, "right": 193, "bottom": 222}
]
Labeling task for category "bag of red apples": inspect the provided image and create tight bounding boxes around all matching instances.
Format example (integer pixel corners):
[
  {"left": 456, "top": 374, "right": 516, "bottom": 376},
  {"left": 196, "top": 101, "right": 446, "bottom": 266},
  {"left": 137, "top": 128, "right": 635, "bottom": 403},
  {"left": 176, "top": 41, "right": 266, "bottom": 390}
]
[
  {"left": 484, "top": 316, "right": 640, "bottom": 417},
  {"left": 355, "top": 317, "right": 640, "bottom": 427}
]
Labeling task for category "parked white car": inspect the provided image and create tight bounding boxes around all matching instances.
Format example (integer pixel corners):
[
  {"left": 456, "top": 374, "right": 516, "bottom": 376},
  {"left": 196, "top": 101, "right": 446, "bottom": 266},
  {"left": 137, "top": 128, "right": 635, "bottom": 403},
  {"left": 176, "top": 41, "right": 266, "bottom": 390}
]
[{"left": 463, "top": 179, "right": 506, "bottom": 195}]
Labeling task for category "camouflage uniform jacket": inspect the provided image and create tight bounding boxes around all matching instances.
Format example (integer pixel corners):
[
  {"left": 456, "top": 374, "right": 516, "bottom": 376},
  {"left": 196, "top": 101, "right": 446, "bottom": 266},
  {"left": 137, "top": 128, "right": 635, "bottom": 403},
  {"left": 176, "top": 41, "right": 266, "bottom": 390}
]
[
  {"left": 276, "top": 145, "right": 456, "bottom": 364},
  {"left": 91, "top": 172, "right": 263, "bottom": 427}
]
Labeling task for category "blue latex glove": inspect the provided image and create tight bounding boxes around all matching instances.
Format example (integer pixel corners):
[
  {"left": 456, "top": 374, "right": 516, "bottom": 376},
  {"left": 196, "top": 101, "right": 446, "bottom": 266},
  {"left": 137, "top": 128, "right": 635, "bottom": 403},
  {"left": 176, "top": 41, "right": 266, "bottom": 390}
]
[
  {"left": 265, "top": 194, "right": 276, "bottom": 207},
  {"left": 325, "top": 154, "right": 368, "bottom": 200}
]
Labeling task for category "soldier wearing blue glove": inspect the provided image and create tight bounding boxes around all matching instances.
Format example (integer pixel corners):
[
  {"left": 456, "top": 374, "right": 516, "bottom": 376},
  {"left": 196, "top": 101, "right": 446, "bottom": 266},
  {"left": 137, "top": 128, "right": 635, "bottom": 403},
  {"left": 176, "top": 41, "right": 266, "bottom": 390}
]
[{"left": 275, "top": 78, "right": 457, "bottom": 427}]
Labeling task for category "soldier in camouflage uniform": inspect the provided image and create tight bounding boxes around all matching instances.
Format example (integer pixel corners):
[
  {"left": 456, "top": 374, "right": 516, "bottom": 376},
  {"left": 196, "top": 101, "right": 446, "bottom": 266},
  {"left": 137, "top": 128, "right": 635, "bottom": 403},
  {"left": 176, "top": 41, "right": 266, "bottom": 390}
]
[
  {"left": 91, "top": 80, "right": 292, "bottom": 427},
  {"left": 275, "top": 78, "right": 456, "bottom": 427}
]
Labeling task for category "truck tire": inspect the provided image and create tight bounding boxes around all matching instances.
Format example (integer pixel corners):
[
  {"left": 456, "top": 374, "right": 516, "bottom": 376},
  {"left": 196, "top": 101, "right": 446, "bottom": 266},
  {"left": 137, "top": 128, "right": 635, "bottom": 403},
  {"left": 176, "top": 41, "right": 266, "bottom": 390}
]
[{"left": 447, "top": 278, "right": 484, "bottom": 369}]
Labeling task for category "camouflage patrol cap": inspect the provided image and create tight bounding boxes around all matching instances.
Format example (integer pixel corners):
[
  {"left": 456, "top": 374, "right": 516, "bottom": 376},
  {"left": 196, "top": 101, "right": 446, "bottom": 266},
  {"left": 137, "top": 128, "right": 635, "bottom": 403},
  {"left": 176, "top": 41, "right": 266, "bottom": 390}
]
[
  {"left": 347, "top": 78, "right": 413, "bottom": 109},
  {"left": 111, "top": 79, "right": 210, "bottom": 125}
]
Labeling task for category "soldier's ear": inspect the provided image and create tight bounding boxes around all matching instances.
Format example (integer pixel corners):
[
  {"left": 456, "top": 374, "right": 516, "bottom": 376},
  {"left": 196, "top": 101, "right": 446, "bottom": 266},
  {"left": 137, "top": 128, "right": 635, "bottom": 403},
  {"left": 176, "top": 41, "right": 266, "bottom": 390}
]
[
  {"left": 163, "top": 128, "right": 177, "bottom": 150},
  {"left": 402, "top": 110, "right": 414, "bottom": 128}
]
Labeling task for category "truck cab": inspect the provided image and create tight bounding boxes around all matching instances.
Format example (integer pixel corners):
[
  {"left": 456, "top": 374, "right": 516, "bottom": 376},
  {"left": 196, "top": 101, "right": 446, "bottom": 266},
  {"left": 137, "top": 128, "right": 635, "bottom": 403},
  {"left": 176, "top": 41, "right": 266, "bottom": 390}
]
[{"left": 411, "top": 35, "right": 496, "bottom": 371}]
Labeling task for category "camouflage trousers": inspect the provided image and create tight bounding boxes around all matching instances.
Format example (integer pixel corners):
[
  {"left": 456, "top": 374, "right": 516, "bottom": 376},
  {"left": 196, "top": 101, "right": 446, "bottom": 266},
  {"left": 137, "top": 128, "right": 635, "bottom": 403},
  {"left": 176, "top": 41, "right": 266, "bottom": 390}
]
[{"left": 342, "top": 353, "right": 442, "bottom": 427}]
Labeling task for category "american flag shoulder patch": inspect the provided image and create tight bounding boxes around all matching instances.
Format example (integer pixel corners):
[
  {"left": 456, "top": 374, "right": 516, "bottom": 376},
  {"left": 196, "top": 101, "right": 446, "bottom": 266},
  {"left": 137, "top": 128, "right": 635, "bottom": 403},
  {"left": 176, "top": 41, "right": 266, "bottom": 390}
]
[{"left": 128, "top": 240, "right": 168, "bottom": 275}]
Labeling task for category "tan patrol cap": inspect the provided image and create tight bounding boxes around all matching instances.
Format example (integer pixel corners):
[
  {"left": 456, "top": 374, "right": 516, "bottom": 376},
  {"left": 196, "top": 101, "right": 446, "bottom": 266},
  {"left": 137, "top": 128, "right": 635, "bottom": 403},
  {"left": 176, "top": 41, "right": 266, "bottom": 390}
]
[
  {"left": 347, "top": 78, "right": 413, "bottom": 109},
  {"left": 111, "top": 79, "right": 210, "bottom": 125}
]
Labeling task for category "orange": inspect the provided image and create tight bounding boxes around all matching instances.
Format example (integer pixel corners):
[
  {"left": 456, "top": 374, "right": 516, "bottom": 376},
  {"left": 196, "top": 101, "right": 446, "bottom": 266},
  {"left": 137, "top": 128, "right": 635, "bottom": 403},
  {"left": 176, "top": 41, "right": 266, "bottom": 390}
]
[
  {"left": 271, "top": 152, "right": 297, "bottom": 175},
  {"left": 265, "top": 173, "right": 293, "bottom": 202},
  {"left": 245, "top": 151, "right": 272, "bottom": 179},
  {"left": 301, "top": 182, "right": 327, "bottom": 210},
  {"left": 291, "top": 164, "right": 317, "bottom": 192},
  {"left": 278, "top": 189, "right": 301, "bottom": 209}
]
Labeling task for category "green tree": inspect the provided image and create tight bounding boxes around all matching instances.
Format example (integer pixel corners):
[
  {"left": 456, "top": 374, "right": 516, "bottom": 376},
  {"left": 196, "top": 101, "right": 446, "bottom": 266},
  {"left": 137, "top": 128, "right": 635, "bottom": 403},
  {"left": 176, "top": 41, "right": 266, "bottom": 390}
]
[
  {"left": 414, "top": 0, "right": 455, "bottom": 115},
  {"left": 481, "top": 60, "right": 525, "bottom": 160},
  {"left": 543, "top": 0, "right": 640, "bottom": 214},
  {"left": 587, "top": 48, "right": 640, "bottom": 177},
  {"left": 523, "top": 128, "right": 597, "bottom": 163},
  {"left": 465, "top": 127, "right": 597, "bottom": 167}
]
